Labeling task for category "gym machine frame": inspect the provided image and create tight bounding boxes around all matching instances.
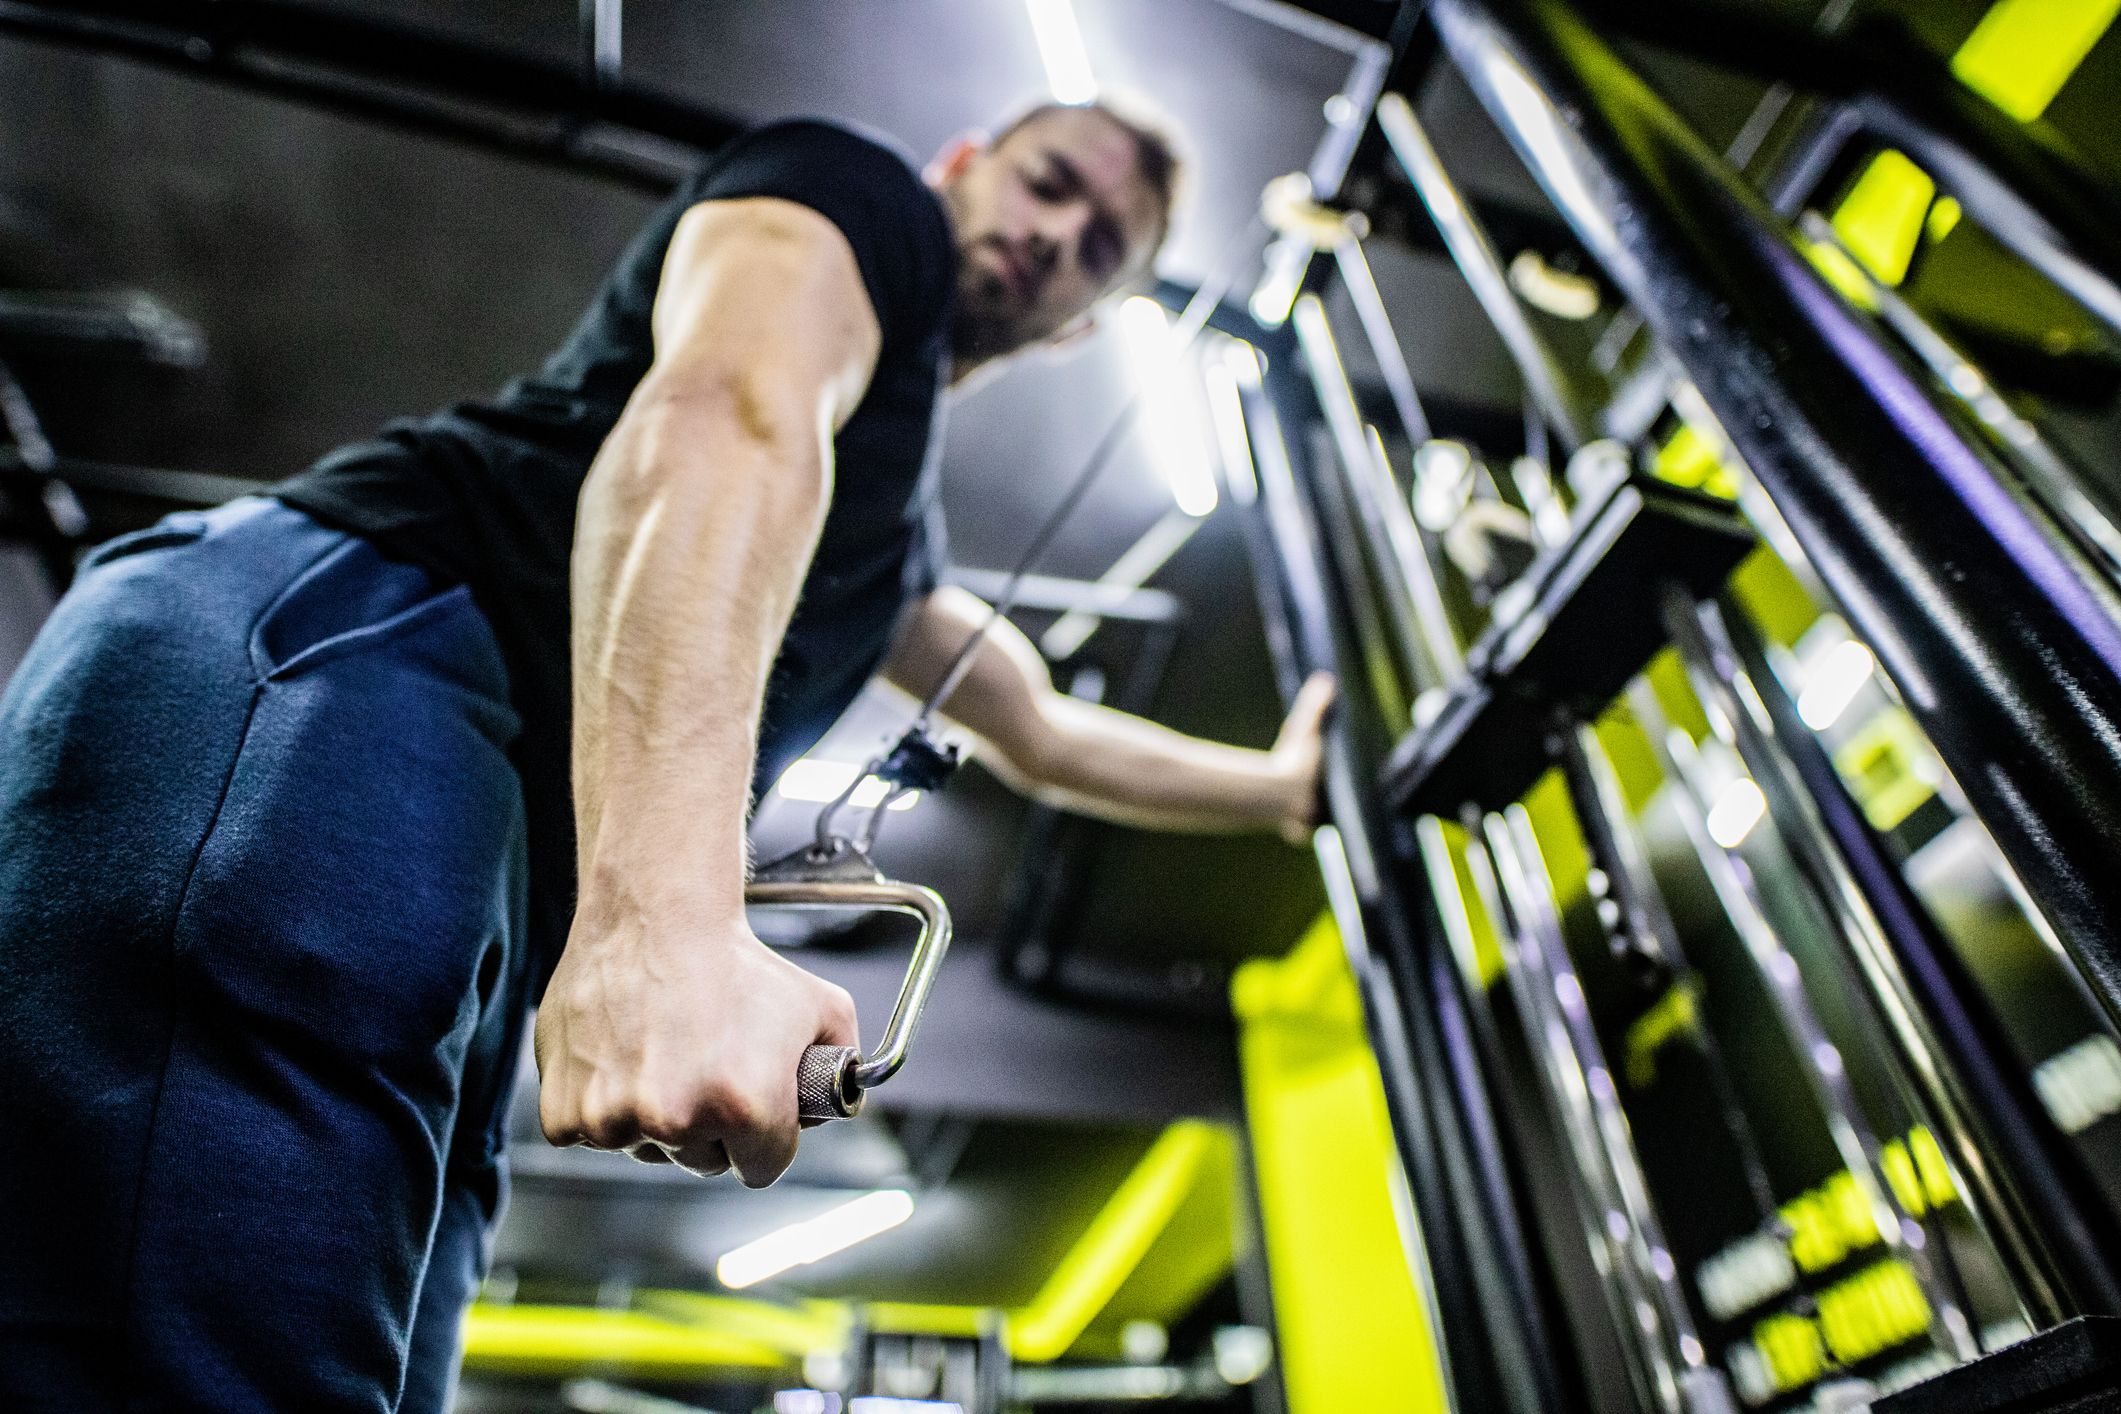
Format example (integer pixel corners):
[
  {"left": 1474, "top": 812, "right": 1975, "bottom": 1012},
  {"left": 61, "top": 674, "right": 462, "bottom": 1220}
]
[{"left": 1225, "top": 0, "right": 2121, "bottom": 1407}]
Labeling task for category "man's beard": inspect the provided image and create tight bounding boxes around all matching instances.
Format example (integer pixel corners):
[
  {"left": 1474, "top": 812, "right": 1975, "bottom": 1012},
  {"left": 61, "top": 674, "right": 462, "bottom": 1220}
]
[
  {"left": 948, "top": 267, "right": 1033, "bottom": 363},
  {"left": 948, "top": 306, "right": 1017, "bottom": 362}
]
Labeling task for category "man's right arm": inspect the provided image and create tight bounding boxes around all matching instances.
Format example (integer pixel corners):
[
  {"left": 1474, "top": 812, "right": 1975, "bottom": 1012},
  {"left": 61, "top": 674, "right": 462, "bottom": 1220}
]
[{"left": 534, "top": 195, "right": 881, "bottom": 1186}]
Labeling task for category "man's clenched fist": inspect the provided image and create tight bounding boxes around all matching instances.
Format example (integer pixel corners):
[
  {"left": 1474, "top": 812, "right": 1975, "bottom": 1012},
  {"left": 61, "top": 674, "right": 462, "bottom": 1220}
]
[{"left": 534, "top": 888, "right": 859, "bottom": 1186}]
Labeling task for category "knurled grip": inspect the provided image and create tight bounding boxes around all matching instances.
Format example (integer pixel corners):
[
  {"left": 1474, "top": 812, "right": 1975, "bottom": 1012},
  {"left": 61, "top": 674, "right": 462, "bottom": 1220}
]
[{"left": 797, "top": 1044, "right": 864, "bottom": 1124}]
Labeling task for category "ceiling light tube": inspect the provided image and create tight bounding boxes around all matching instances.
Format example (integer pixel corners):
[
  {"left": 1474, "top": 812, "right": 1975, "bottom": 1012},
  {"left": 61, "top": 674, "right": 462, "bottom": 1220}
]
[
  {"left": 1024, "top": 0, "right": 1096, "bottom": 104},
  {"left": 775, "top": 759, "right": 918, "bottom": 811},
  {"left": 718, "top": 1190, "right": 916, "bottom": 1291},
  {"left": 1118, "top": 296, "right": 1218, "bottom": 517}
]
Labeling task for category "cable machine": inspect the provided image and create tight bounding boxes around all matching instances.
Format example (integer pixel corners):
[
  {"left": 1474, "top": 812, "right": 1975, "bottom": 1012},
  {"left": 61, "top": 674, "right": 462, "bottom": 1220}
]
[{"left": 1214, "top": 1, "right": 2121, "bottom": 1409}]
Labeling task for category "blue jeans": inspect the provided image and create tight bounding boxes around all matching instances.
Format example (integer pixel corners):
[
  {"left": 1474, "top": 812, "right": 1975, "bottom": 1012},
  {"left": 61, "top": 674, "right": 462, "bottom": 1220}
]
[{"left": 0, "top": 499, "right": 532, "bottom": 1412}]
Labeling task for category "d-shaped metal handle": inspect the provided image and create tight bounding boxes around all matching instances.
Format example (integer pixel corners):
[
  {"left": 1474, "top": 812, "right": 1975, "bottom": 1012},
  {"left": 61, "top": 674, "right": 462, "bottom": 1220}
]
[{"left": 746, "top": 846, "right": 953, "bottom": 1123}]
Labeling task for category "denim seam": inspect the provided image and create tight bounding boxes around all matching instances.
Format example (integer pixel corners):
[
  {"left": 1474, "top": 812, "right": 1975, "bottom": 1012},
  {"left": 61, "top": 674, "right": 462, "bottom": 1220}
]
[
  {"left": 115, "top": 680, "right": 266, "bottom": 1414},
  {"left": 265, "top": 585, "right": 474, "bottom": 683},
  {"left": 244, "top": 536, "right": 360, "bottom": 682}
]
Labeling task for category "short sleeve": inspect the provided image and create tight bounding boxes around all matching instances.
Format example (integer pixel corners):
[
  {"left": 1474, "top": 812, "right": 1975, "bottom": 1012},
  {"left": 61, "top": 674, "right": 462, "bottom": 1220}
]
[{"left": 682, "top": 120, "right": 957, "bottom": 354}]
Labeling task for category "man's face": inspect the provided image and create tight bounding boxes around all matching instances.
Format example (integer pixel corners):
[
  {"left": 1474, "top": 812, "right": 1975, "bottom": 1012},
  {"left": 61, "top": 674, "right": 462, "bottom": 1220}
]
[{"left": 938, "top": 108, "right": 1169, "bottom": 366}]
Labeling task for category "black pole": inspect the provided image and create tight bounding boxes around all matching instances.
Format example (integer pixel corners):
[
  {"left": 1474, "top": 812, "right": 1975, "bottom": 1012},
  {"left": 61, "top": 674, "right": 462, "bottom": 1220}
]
[
  {"left": 0, "top": 0, "right": 743, "bottom": 192},
  {"left": 1427, "top": 0, "right": 2121, "bottom": 1046},
  {"left": 1263, "top": 305, "right": 1584, "bottom": 1408},
  {"left": 1232, "top": 352, "right": 1547, "bottom": 1413}
]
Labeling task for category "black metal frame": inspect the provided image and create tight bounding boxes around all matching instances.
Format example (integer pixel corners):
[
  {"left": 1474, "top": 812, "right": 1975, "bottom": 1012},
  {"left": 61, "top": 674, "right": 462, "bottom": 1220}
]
[
  {"left": 1232, "top": 296, "right": 1596, "bottom": 1410},
  {"left": 1427, "top": 0, "right": 2121, "bottom": 1065},
  {"left": 1574, "top": 0, "right": 2121, "bottom": 340},
  {"left": 1280, "top": 0, "right": 2121, "bottom": 1400}
]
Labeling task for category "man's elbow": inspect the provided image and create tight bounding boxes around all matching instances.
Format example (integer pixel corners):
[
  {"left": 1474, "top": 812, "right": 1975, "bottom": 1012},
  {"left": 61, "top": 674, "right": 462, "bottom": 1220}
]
[{"left": 989, "top": 697, "right": 1076, "bottom": 798}]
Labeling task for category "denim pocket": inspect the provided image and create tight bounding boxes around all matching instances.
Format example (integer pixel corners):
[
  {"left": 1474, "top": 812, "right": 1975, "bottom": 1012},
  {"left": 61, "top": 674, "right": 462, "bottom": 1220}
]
[
  {"left": 75, "top": 512, "right": 211, "bottom": 571},
  {"left": 248, "top": 534, "right": 473, "bottom": 681}
]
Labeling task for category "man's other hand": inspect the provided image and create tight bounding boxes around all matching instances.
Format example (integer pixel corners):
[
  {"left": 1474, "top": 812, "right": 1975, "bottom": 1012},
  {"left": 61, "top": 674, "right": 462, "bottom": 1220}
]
[
  {"left": 534, "top": 899, "right": 859, "bottom": 1186},
  {"left": 1269, "top": 671, "right": 1337, "bottom": 845}
]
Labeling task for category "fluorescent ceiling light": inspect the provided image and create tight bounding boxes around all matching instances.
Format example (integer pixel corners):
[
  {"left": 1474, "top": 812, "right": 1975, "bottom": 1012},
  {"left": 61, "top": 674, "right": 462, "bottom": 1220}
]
[
  {"left": 1024, "top": 0, "right": 1096, "bottom": 104},
  {"left": 1706, "top": 778, "right": 1768, "bottom": 850},
  {"left": 1201, "top": 353, "right": 1258, "bottom": 505},
  {"left": 776, "top": 758, "right": 918, "bottom": 811},
  {"left": 1118, "top": 296, "right": 1218, "bottom": 517},
  {"left": 718, "top": 1190, "right": 915, "bottom": 1291},
  {"left": 1797, "top": 638, "right": 1877, "bottom": 731}
]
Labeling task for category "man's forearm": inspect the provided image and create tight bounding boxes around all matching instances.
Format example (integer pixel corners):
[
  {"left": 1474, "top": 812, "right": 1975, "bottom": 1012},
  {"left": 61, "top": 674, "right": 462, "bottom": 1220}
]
[
  {"left": 571, "top": 390, "right": 829, "bottom": 921},
  {"left": 997, "top": 696, "right": 1297, "bottom": 834},
  {"left": 883, "top": 588, "right": 1326, "bottom": 839}
]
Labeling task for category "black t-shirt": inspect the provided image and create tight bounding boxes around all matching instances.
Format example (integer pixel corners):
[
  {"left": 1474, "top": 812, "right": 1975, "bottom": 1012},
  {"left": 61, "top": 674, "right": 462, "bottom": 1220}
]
[{"left": 277, "top": 119, "right": 958, "bottom": 966}]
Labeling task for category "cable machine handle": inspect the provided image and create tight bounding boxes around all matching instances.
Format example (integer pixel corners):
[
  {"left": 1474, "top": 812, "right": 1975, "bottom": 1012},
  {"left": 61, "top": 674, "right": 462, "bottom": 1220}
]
[{"left": 745, "top": 850, "right": 953, "bottom": 1123}]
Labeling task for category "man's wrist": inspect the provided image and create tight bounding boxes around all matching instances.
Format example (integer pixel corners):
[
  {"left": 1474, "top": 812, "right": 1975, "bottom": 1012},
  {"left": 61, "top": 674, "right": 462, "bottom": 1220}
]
[{"left": 573, "top": 857, "right": 751, "bottom": 945}]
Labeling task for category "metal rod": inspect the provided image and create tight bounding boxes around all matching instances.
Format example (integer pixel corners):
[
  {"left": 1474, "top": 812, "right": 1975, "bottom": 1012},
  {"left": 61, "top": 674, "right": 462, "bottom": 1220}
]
[
  {"left": 1375, "top": 91, "right": 1591, "bottom": 453},
  {"left": 1453, "top": 824, "right": 1662, "bottom": 1412},
  {"left": 1232, "top": 347, "right": 1546, "bottom": 1413},
  {"left": 1429, "top": 0, "right": 2121, "bottom": 1043},
  {"left": 579, "top": 0, "right": 621, "bottom": 89},
  {"left": 1415, "top": 816, "right": 1590, "bottom": 1414},
  {"left": 1331, "top": 237, "right": 1432, "bottom": 446},
  {"left": 1312, "top": 824, "right": 1457, "bottom": 1399},
  {"left": 1247, "top": 28, "right": 1391, "bottom": 327},
  {"left": 1295, "top": 391, "right": 1416, "bottom": 732},
  {"left": 1847, "top": 93, "right": 2121, "bottom": 341},
  {"left": 1665, "top": 590, "right": 2121, "bottom": 1320},
  {"left": 1552, "top": 724, "right": 1784, "bottom": 1231},
  {"left": 1616, "top": 688, "right": 1989, "bottom": 1355},
  {"left": 1478, "top": 809, "right": 1735, "bottom": 1414},
  {"left": 1795, "top": 210, "right": 2121, "bottom": 587},
  {"left": 1037, "top": 508, "right": 1202, "bottom": 659},
  {"left": 0, "top": 450, "right": 265, "bottom": 513},
  {"left": 944, "top": 568, "right": 1180, "bottom": 625},
  {"left": 1662, "top": 593, "right": 2112, "bottom": 1322},
  {"left": 1231, "top": 362, "right": 1462, "bottom": 1395},
  {"left": 1292, "top": 294, "right": 1463, "bottom": 692}
]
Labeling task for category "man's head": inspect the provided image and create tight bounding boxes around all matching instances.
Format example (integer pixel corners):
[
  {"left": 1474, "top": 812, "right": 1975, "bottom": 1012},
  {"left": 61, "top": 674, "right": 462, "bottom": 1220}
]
[{"left": 930, "top": 99, "right": 1182, "bottom": 373}]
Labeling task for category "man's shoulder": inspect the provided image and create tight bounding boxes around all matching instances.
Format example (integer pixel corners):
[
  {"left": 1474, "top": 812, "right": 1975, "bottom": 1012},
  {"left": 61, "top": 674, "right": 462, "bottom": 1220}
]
[
  {"left": 682, "top": 117, "right": 955, "bottom": 350},
  {"left": 692, "top": 117, "right": 928, "bottom": 203}
]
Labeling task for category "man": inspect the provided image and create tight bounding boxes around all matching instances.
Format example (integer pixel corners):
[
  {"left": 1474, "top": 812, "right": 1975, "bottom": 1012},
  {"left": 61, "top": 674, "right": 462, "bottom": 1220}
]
[{"left": 0, "top": 102, "right": 1332, "bottom": 1411}]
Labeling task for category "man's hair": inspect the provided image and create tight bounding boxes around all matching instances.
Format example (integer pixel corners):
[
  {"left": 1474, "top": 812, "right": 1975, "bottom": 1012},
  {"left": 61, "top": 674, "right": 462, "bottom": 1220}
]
[{"left": 989, "top": 97, "right": 1186, "bottom": 273}]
